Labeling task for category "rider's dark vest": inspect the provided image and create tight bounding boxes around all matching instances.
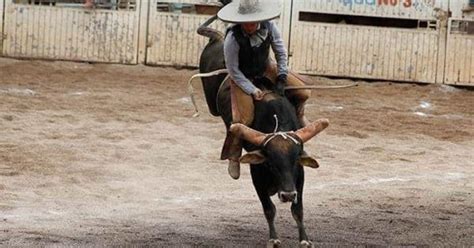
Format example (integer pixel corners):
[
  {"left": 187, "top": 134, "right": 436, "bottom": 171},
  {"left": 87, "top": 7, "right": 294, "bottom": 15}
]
[{"left": 229, "top": 21, "right": 273, "bottom": 79}]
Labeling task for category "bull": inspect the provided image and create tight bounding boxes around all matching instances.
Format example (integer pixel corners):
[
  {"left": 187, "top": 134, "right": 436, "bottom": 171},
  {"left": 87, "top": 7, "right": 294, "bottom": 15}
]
[{"left": 196, "top": 12, "right": 329, "bottom": 247}]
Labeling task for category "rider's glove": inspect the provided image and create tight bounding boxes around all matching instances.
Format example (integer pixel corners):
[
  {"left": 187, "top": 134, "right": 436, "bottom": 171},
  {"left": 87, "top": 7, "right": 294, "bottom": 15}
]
[{"left": 275, "top": 74, "right": 287, "bottom": 96}]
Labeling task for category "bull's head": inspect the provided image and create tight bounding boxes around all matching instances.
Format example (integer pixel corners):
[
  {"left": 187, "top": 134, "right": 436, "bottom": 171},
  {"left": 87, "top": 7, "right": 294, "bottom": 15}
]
[{"left": 229, "top": 119, "right": 329, "bottom": 203}]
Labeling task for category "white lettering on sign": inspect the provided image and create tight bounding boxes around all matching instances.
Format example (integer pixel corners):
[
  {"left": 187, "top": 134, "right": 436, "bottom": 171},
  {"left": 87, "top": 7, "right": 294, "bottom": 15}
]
[{"left": 339, "top": 0, "right": 419, "bottom": 8}]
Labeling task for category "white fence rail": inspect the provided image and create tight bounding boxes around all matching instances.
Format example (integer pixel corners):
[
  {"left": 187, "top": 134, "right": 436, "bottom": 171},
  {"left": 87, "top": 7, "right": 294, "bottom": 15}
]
[
  {"left": 145, "top": 0, "right": 227, "bottom": 66},
  {"left": 145, "top": 0, "right": 291, "bottom": 67},
  {"left": 445, "top": 18, "right": 474, "bottom": 86},
  {"left": 0, "top": 0, "right": 472, "bottom": 86},
  {"left": 444, "top": 1, "right": 474, "bottom": 86},
  {"left": 290, "top": 23, "right": 440, "bottom": 83},
  {"left": 288, "top": 0, "right": 448, "bottom": 84},
  {"left": 0, "top": 0, "right": 4, "bottom": 52},
  {"left": 2, "top": 0, "right": 140, "bottom": 64}
]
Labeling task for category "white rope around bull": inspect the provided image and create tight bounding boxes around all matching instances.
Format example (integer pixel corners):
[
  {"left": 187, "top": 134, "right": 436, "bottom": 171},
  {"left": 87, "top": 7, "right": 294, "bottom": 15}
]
[
  {"left": 262, "top": 114, "right": 300, "bottom": 147},
  {"left": 273, "top": 114, "right": 279, "bottom": 133},
  {"left": 187, "top": 69, "right": 359, "bottom": 117}
]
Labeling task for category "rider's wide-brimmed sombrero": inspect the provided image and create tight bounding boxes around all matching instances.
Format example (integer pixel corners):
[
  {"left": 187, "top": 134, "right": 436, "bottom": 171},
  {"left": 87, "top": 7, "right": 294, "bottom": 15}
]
[{"left": 217, "top": 0, "right": 281, "bottom": 23}]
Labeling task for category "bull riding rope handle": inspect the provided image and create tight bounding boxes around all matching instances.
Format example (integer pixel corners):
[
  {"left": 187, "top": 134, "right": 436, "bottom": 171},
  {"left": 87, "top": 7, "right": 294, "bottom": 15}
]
[{"left": 187, "top": 70, "right": 359, "bottom": 117}]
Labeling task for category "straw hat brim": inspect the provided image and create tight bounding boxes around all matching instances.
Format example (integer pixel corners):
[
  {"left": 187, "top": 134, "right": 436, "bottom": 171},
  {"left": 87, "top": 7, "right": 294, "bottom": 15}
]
[{"left": 217, "top": 1, "right": 281, "bottom": 23}]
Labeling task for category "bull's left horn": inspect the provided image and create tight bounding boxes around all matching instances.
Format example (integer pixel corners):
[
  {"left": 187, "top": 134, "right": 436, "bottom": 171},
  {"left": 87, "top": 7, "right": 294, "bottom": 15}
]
[
  {"left": 294, "top": 119, "right": 329, "bottom": 143},
  {"left": 229, "top": 123, "right": 266, "bottom": 146}
]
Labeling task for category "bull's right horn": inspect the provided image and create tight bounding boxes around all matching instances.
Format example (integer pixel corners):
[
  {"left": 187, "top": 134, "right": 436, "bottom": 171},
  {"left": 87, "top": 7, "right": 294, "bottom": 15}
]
[
  {"left": 229, "top": 123, "right": 266, "bottom": 146},
  {"left": 294, "top": 119, "right": 329, "bottom": 143}
]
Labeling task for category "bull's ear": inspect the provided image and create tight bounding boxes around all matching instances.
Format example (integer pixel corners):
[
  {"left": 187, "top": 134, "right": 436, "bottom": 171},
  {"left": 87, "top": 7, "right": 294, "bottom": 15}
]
[
  {"left": 298, "top": 155, "right": 319, "bottom": 169},
  {"left": 240, "top": 150, "right": 266, "bottom": 164}
]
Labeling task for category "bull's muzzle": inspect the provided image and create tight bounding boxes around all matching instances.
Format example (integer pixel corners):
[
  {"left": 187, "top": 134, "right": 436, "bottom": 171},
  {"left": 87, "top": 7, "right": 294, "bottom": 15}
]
[{"left": 278, "top": 191, "right": 297, "bottom": 203}]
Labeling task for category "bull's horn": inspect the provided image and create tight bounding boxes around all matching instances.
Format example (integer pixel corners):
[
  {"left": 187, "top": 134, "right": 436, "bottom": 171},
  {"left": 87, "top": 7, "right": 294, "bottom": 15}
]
[
  {"left": 229, "top": 123, "right": 266, "bottom": 146},
  {"left": 294, "top": 119, "right": 329, "bottom": 143}
]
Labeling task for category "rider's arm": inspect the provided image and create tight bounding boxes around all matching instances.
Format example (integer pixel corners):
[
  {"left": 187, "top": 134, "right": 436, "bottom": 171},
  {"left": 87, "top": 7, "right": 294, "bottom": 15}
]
[
  {"left": 269, "top": 21, "right": 289, "bottom": 78},
  {"left": 224, "top": 31, "right": 258, "bottom": 95}
]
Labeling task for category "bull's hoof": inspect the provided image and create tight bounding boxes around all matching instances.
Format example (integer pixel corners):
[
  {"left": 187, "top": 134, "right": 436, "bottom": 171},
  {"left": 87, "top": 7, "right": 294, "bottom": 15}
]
[
  {"left": 267, "top": 239, "right": 281, "bottom": 248},
  {"left": 300, "top": 240, "right": 314, "bottom": 248}
]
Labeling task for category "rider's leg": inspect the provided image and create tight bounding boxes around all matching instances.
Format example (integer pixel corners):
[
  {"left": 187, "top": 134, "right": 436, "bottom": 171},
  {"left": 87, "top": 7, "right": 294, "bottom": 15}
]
[
  {"left": 226, "top": 80, "right": 254, "bottom": 180},
  {"left": 264, "top": 63, "right": 311, "bottom": 127}
]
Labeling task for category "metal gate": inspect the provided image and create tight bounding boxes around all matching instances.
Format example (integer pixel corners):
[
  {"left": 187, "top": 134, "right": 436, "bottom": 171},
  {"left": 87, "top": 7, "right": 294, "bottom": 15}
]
[
  {"left": 2, "top": 0, "right": 141, "bottom": 64},
  {"left": 289, "top": 0, "right": 448, "bottom": 84},
  {"left": 444, "top": 0, "right": 474, "bottom": 86},
  {"left": 145, "top": 0, "right": 292, "bottom": 67}
]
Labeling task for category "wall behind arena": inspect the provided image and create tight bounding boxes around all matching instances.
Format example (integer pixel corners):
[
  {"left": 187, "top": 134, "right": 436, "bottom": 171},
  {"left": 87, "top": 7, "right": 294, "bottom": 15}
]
[{"left": 0, "top": 0, "right": 472, "bottom": 86}]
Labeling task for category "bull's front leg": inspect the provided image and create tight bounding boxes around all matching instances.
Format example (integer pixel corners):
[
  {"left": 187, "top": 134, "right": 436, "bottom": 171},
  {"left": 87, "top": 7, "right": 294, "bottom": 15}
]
[
  {"left": 256, "top": 189, "right": 280, "bottom": 247},
  {"left": 252, "top": 168, "right": 280, "bottom": 247},
  {"left": 291, "top": 175, "right": 313, "bottom": 247},
  {"left": 291, "top": 194, "right": 313, "bottom": 247}
]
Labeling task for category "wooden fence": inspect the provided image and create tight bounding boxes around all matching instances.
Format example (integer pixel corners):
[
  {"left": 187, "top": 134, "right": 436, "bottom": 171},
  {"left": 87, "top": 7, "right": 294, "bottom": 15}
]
[
  {"left": 445, "top": 0, "right": 474, "bottom": 86},
  {"left": 0, "top": 0, "right": 472, "bottom": 86},
  {"left": 2, "top": 0, "right": 141, "bottom": 63}
]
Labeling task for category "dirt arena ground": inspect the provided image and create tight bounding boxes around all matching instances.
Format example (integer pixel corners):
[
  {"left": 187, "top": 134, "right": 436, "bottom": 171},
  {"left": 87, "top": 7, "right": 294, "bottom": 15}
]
[{"left": 0, "top": 57, "right": 473, "bottom": 247}]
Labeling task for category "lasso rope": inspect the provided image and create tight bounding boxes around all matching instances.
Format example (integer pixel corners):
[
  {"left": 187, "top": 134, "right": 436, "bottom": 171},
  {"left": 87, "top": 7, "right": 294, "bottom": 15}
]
[{"left": 187, "top": 69, "right": 358, "bottom": 117}]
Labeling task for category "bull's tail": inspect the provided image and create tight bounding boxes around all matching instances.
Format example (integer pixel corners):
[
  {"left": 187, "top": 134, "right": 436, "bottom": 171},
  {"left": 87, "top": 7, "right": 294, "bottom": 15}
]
[
  {"left": 197, "top": 15, "right": 225, "bottom": 42},
  {"left": 188, "top": 69, "right": 229, "bottom": 117}
]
